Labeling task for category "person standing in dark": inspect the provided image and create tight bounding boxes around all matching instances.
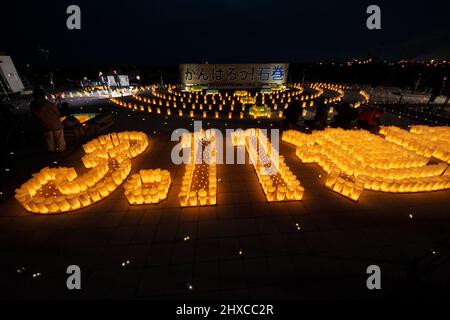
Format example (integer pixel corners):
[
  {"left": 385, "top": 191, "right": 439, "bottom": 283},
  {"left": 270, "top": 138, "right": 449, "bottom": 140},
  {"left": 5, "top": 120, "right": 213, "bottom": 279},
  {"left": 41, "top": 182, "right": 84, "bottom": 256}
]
[
  {"left": 333, "top": 101, "right": 359, "bottom": 129},
  {"left": 357, "top": 106, "right": 383, "bottom": 132},
  {"left": 55, "top": 95, "right": 63, "bottom": 110},
  {"left": 313, "top": 96, "right": 330, "bottom": 130},
  {"left": 284, "top": 98, "right": 301, "bottom": 129},
  {"left": 29, "top": 87, "right": 66, "bottom": 152},
  {"left": 60, "top": 102, "right": 72, "bottom": 116}
]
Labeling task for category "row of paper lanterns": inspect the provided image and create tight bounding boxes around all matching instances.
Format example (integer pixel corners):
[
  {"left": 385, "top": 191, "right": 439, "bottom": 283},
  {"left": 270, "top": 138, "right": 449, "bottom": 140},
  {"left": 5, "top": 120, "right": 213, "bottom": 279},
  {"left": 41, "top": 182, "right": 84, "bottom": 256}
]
[
  {"left": 178, "top": 131, "right": 218, "bottom": 207},
  {"left": 233, "top": 129, "right": 304, "bottom": 202}
]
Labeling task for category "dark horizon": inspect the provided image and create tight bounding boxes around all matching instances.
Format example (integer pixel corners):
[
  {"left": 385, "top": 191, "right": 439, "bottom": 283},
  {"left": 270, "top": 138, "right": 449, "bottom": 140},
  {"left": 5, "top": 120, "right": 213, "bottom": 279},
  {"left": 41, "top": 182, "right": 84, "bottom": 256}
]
[{"left": 2, "top": 0, "right": 450, "bottom": 71}]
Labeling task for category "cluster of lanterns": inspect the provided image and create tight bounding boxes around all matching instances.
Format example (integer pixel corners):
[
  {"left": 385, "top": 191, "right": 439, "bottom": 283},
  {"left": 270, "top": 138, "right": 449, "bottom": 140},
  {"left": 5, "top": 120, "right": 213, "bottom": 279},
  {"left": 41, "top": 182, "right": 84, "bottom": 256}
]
[
  {"left": 240, "top": 96, "right": 257, "bottom": 105},
  {"left": 81, "top": 131, "right": 148, "bottom": 166},
  {"left": 14, "top": 123, "right": 450, "bottom": 213},
  {"left": 48, "top": 86, "right": 136, "bottom": 102},
  {"left": 324, "top": 172, "right": 364, "bottom": 201},
  {"left": 124, "top": 169, "right": 171, "bottom": 205},
  {"left": 232, "top": 129, "right": 304, "bottom": 201},
  {"left": 178, "top": 130, "right": 217, "bottom": 207},
  {"left": 380, "top": 126, "right": 450, "bottom": 164},
  {"left": 15, "top": 131, "right": 148, "bottom": 214},
  {"left": 46, "top": 89, "right": 101, "bottom": 101},
  {"left": 233, "top": 91, "right": 249, "bottom": 97},
  {"left": 283, "top": 127, "right": 450, "bottom": 201},
  {"left": 249, "top": 105, "right": 272, "bottom": 118},
  {"left": 359, "top": 89, "right": 371, "bottom": 103},
  {"left": 60, "top": 113, "right": 96, "bottom": 124},
  {"left": 108, "top": 82, "right": 347, "bottom": 120},
  {"left": 310, "top": 83, "right": 345, "bottom": 102},
  {"left": 282, "top": 130, "right": 315, "bottom": 148}
]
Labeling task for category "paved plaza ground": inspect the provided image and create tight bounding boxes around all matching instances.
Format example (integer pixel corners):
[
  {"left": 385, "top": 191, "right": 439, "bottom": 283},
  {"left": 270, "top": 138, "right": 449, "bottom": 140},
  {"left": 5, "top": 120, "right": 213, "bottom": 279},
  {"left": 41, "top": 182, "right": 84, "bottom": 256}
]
[{"left": 1, "top": 98, "right": 449, "bottom": 299}]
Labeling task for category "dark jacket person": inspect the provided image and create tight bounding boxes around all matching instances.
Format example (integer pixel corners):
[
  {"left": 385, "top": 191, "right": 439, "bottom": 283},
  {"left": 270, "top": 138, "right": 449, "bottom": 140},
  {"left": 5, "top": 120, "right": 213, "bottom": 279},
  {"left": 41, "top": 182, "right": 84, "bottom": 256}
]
[{"left": 30, "top": 87, "right": 66, "bottom": 152}]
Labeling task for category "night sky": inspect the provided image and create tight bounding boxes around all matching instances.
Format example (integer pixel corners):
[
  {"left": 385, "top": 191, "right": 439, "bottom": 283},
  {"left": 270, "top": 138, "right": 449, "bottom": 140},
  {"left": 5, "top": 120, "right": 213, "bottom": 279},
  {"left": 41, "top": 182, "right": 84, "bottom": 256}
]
[{"left": 2, "top": 0, "right": 450, "bottom": 69}]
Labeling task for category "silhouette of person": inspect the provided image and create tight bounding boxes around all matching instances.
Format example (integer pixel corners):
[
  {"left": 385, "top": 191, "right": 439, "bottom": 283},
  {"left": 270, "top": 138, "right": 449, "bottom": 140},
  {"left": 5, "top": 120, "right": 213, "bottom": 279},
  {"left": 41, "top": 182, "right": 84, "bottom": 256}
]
[{"left": 29, "top": 87, "right": 66, "bottom": 152}]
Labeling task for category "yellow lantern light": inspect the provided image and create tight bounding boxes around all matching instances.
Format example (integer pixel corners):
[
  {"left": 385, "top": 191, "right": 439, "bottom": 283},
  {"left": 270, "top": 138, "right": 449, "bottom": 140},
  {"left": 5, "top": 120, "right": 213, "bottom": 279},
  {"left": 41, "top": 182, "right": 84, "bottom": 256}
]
[
  {"left": 15, "top": 131, "right": 148, "bottom": 214},
  {"left": 178, "top": 131, "right": 217, "bottom": 207},
  {"left": 231, "top": 129, "right": 304, "bottom": 202},
  {"left": 124, "top": 169, "right": 171, "bottom": 205},
  {"left": 380, "top": 126, "right": 450, "bottom": 164},
  {"left": 283, "top": 127, "right": 450, "bottom": 201}
]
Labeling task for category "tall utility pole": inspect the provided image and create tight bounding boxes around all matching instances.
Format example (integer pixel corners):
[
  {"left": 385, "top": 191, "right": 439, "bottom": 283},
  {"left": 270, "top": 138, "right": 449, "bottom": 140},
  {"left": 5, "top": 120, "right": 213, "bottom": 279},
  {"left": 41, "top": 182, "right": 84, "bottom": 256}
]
[
  {"left": 414, "top": 73, "right": 422, "bottom": 93},
  {"left": 38, "top": 47, "right": 55, "bottom": 90}
]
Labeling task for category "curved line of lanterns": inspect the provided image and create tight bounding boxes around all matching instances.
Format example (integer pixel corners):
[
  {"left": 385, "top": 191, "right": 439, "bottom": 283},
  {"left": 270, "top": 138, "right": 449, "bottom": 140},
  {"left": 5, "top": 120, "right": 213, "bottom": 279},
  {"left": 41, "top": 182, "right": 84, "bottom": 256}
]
[{"left": 109, "top": 83, "right": 346, "bottom": 120}]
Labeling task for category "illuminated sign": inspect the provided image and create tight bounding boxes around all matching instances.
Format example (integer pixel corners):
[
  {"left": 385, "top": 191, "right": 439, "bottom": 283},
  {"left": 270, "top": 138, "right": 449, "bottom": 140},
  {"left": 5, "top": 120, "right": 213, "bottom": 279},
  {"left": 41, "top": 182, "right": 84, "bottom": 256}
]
[{"left": 180, "top": 64, "right": 289, "bottom": 87}]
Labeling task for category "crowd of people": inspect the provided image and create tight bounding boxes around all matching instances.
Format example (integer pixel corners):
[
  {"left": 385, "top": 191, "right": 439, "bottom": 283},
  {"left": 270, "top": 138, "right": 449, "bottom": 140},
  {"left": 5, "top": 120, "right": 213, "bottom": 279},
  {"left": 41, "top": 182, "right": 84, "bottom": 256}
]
[
  {"left": 284, "top": 95, "right": 383, "bottom": 132},
  {"left": 29, "top": 87, "right": 66, "bottom": 152},
  {"left": 28, "top": 87, "right": 81, "bottom": 153},
  {"left": 5, "top": 87, "right": 383, "bottom": 154},
  {"left": 0, "top": 88, "right": 83, "bottom": 153}
]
